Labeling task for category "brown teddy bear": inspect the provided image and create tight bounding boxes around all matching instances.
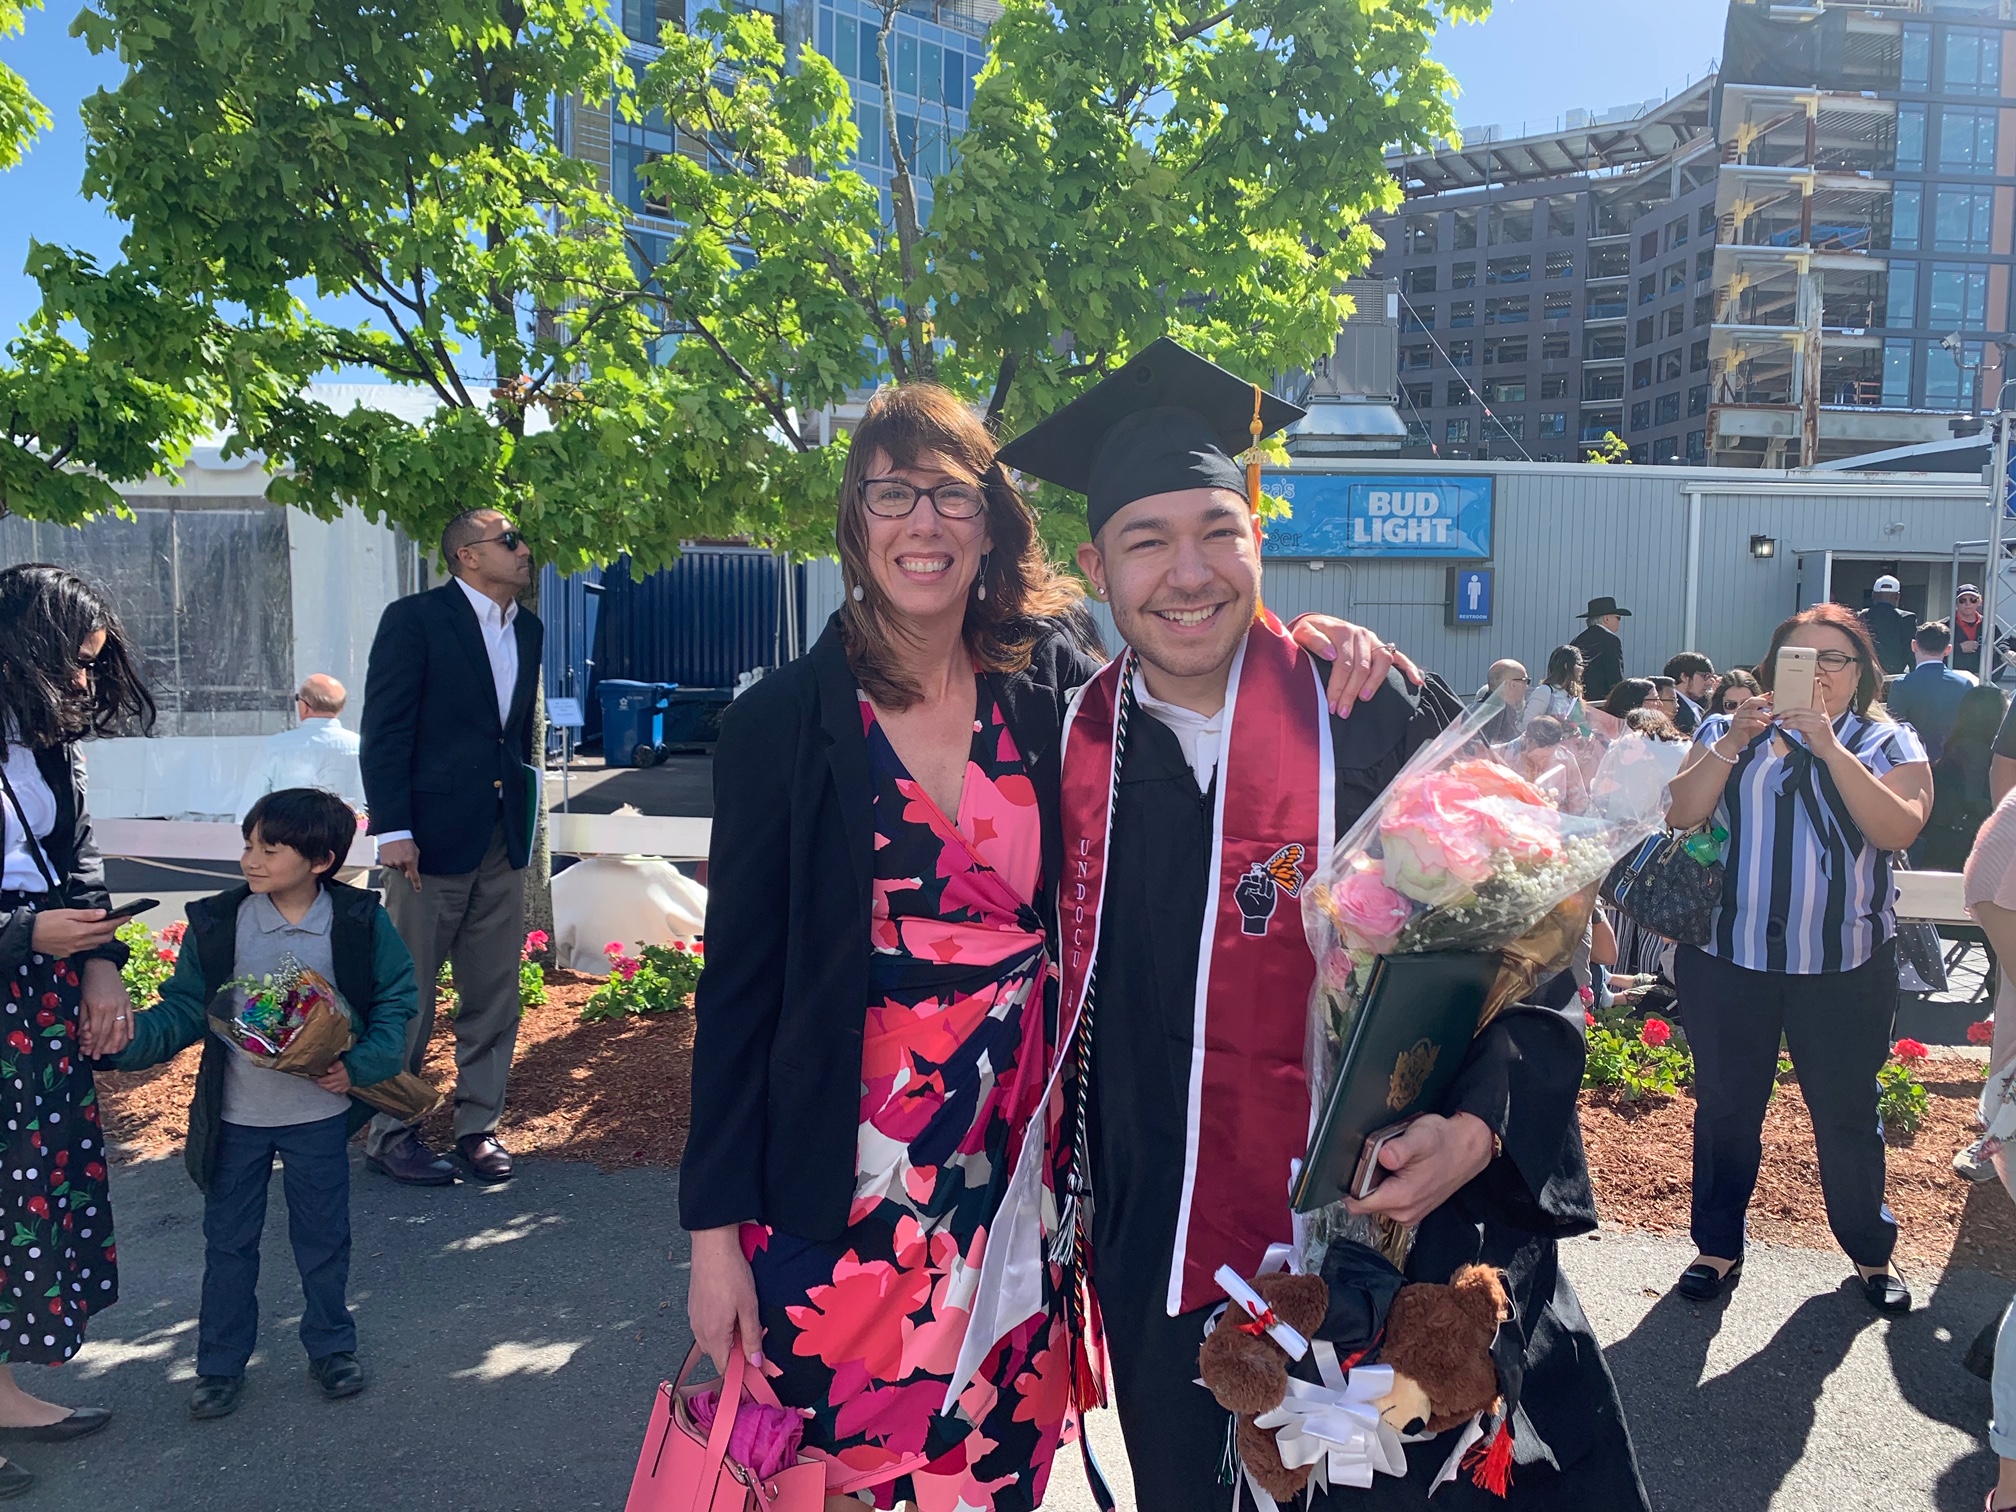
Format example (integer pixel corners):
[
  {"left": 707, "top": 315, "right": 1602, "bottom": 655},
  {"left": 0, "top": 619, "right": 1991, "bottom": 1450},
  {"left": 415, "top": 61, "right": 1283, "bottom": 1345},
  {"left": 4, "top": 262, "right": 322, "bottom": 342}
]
[
  {"left": 1197, "top": 1272, "right": 1331, "bottom": 1501},
  {"left": 1198, "top": 1264, "right": 1512, "bottom": 1502},
  {"left": 1371, "top": 1264, "right": 1510, "bottom": 1436}
]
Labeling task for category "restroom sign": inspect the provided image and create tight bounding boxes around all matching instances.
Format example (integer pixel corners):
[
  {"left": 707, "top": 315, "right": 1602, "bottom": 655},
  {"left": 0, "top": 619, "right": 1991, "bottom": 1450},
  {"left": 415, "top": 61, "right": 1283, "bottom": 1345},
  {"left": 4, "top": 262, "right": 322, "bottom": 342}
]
[
  {"left": 1448, "top": 566, "right": 1494, "bottom": 626},
  {"left": 1260, "top": 472, "right": 1494, "bottom": 558}
]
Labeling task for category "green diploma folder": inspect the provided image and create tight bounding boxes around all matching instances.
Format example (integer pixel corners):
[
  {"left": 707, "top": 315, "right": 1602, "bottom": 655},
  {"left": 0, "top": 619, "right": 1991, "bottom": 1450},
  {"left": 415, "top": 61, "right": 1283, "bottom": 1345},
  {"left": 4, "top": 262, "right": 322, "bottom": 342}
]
[{"left": 1289, "top": 949, "right": 1504, "bottom": 1213}]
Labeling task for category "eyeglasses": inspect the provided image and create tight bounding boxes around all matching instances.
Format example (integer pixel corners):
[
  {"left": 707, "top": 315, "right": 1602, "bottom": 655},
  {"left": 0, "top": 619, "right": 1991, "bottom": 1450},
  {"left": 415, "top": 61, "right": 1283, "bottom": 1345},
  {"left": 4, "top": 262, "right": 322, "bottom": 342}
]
[
  {"left": 1813, "top": 650, "right": 1861, "bottom": 672},
  {"left": 860, "top": 478, "right": 986, "bottom": 519},
  {"left": 467, "top": 530, "right": 526, "bottom": 552}
]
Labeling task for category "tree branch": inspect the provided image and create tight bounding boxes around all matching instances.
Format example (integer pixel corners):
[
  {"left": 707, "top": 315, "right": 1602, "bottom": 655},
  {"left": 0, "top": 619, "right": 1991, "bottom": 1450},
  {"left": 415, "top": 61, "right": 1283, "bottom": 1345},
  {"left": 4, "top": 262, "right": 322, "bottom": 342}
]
[
  {"left": 874, "top": 0, "right": 933, "bottom": 380},
  {"left": 1172, "top": 4, "right": 1235, "bottom": 43},
  {"left": 984, "top": 350, "right": 1017, "bottom": 431},
  {"left": 690, "top": 314, "right": 808, "bottom": 451},
  {"left": 815, "top": 245, "right": 907, "bottom": 382}
]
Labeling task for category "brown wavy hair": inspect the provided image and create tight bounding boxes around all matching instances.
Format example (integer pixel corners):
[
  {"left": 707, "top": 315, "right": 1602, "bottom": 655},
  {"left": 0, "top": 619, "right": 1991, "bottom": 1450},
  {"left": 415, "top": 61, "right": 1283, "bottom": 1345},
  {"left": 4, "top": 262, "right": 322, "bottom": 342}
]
[
  {"left": 837, "top": 383, "right": 1083, "bottom": 709},
  {"left": 1755, "top": 602, "right": 1885, "bottom": 716}
]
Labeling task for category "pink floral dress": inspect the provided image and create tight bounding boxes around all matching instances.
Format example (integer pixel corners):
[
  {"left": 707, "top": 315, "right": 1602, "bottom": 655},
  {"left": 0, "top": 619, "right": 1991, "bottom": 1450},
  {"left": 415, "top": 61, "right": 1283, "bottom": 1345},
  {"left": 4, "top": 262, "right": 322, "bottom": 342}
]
[{"left": 741, "top": 685, "right": 1069, "bottom": 1511}]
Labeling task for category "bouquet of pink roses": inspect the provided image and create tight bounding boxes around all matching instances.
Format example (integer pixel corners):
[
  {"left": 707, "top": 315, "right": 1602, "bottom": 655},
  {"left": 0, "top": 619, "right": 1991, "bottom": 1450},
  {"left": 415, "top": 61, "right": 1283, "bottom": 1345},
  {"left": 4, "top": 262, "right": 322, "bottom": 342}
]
[{"left": 1296, "top": 687, "right": 1684, "bottom": 1265}]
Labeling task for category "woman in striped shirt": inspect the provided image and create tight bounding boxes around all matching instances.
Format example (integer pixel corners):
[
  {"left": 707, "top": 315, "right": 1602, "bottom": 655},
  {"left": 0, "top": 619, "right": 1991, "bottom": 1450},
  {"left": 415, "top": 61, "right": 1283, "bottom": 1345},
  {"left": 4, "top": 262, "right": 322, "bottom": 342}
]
[{"left": 1663, "top": 603, "right": 1932, "bottom": 1313}]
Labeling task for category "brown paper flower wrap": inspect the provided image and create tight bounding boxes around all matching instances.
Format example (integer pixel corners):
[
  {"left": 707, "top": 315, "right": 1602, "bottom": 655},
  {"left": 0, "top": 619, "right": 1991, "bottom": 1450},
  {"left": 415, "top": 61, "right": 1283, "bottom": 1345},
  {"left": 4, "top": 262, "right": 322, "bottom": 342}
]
[{"left": 212, "top": 964, "right": 445, "bottom": 1119}]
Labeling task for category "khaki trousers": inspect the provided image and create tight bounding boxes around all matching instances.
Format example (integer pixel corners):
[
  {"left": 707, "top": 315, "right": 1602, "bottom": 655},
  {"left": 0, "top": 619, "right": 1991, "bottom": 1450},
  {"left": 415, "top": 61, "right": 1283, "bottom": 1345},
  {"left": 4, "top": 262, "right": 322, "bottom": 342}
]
[{"left": 365, "top": 825, "right": 525, "bottom": 1153}]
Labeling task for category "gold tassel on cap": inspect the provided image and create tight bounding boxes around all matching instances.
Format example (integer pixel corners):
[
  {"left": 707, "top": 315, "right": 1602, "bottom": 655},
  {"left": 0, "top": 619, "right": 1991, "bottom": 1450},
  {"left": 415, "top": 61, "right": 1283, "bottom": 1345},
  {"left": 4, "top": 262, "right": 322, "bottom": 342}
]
[{"left": 1245, "top": 382, "right": 1264, "bottom": 512}]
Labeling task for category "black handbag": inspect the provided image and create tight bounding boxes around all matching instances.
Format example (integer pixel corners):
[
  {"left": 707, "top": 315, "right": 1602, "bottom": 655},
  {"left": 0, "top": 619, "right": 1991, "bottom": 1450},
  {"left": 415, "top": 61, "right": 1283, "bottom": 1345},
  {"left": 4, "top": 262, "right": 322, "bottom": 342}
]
[{"left": 1601, "top": 830, "right": 1724, "bottom": 948}]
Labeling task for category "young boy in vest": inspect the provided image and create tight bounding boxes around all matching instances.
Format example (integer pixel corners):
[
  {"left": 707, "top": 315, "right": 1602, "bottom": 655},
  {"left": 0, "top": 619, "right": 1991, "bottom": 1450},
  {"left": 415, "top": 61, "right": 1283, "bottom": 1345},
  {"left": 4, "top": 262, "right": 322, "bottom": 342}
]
[{"left": 114, "top": 788, "right": 416, "bottom": 1418}]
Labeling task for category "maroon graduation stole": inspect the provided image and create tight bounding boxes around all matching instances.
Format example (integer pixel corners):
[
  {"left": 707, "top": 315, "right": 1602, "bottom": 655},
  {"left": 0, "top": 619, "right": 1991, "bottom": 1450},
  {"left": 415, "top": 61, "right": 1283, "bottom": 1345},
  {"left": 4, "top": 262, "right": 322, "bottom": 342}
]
[{"left": 1058, "top": 610, "right": 1333, "bottom": 1315}]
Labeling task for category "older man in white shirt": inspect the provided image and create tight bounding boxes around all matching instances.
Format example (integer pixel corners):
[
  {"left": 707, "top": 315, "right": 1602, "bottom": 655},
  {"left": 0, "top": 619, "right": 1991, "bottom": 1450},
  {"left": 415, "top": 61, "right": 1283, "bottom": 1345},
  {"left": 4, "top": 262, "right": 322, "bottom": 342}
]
[{"left": 238, "top": 674, "right": 367, "bottom": 819}]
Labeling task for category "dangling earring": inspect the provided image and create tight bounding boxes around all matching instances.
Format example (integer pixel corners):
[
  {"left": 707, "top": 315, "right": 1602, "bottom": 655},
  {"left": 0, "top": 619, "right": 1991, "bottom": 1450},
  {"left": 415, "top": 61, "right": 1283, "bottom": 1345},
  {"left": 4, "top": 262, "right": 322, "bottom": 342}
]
[
  {"left": 851, "top": 583, "right": 865, "bottom": 602},
  {"left": 975, "top": 554, "right": 990, "bottom": 601}
]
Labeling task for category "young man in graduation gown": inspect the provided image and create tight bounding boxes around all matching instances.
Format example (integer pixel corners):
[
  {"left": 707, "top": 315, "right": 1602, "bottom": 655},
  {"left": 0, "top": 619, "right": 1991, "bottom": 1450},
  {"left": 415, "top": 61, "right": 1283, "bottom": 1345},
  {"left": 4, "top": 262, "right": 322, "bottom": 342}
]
[{"left": 996, "top": 340, "right": 1649, "bottom": 1510}]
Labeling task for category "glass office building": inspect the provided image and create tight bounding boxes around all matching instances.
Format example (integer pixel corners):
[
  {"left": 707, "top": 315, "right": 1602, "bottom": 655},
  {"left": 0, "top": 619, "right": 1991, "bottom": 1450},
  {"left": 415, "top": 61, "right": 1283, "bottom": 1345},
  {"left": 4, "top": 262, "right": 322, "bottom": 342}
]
[
  {"left": 564, "top": 0, "right": 994, "bottom": 256},
  {"left": 1369, "top": 0, "right": 2016, "bottom": 468}
]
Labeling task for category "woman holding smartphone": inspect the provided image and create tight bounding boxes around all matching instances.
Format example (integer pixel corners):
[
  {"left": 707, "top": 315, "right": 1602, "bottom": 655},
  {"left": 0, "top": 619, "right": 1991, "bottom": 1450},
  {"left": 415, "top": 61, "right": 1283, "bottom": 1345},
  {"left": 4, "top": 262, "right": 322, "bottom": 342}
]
[
  {"left": 1662, "top": 603, "right": 1931, "bottom": 1313},
  {"left": 0, "top": 565, "right": 152, "bottom": 1498}
]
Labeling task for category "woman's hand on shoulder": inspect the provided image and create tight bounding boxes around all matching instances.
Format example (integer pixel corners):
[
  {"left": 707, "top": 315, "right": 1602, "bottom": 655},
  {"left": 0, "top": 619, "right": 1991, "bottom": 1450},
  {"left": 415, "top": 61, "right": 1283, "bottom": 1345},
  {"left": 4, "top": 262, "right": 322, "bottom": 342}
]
[
  {"left": 1288, "top": 615, "right": 1424, "bottom": 716},
  {"left": 688, "top": 1224, "right": 765, "bottom": 1373}
]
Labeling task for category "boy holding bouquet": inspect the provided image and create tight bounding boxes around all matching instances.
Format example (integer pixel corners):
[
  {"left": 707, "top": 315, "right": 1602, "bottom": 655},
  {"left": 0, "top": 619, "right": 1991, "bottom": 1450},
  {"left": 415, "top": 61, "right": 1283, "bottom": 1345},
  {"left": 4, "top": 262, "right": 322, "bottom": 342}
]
[{"left": 113, "top": 788, "right": 416, "bottom": 1418}]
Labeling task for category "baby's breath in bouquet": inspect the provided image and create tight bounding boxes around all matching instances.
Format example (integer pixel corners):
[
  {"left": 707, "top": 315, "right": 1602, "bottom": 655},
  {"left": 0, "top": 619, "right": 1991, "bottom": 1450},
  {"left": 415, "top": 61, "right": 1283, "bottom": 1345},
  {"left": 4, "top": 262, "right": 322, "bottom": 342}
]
[{"left": 1297, "top": 690, "right": 1684, "bottom": 1266}]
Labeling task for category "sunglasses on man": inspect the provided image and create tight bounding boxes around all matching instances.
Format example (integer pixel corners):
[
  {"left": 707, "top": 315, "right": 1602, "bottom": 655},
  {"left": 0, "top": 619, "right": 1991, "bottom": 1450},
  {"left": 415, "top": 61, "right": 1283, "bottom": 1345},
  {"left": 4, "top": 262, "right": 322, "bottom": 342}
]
[{"left": 466, "top": 529, "right": 527, "bottom": 552}]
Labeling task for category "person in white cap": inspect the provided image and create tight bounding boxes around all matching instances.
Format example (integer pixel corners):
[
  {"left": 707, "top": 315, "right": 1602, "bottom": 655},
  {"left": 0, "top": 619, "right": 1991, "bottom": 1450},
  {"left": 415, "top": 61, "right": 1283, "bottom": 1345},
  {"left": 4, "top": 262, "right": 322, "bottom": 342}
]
[{"left": 1859, "top": 574, "right": 1918, "bottom": 677}]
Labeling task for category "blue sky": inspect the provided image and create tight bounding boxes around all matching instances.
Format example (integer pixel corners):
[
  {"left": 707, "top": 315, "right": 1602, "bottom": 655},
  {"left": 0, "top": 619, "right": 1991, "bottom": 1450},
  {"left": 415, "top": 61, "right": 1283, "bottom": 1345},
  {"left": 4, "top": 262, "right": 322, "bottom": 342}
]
[{"left": 0, "top": 0, "right": 1731, "bottom": 339}]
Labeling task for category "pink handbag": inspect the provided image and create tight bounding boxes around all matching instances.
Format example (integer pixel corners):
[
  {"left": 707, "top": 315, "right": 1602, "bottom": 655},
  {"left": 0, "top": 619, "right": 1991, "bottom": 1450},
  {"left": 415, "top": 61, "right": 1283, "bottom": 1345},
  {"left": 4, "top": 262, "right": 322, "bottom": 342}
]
[{"left": 626, "top": 1346, "right": 929, "bottom": 1512}]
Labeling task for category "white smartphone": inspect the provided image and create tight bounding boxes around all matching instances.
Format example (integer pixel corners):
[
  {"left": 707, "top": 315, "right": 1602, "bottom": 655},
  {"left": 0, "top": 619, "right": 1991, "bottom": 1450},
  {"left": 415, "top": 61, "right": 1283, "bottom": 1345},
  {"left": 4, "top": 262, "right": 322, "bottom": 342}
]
[{"left": 1773, "top": 645, "right": 1819, "bottom": 712}]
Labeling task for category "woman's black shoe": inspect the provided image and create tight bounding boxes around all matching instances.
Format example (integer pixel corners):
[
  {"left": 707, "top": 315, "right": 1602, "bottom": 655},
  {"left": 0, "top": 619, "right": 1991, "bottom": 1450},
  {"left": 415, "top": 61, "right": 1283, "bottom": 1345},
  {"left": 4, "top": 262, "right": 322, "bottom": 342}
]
[
  {"left": 0, "top": 1460, "right": 33, "bottom": 1500},
  {"left": 1862, "top": 1270, "right": 1912, "bottom": 1314},
  {"left": 0, "top": 1405, "right": 111, "bottom": 1442},
  {"left": 1676, "top": 1258, "right": 1743, "bottom": 1300}
]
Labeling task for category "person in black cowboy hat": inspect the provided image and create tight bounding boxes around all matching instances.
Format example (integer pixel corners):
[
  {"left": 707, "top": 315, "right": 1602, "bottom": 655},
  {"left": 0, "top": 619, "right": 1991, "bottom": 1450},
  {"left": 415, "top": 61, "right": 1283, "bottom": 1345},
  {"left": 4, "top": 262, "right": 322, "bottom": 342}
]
[{"left": 1569, "top": 596, "right": 1631, "bottom": 702}]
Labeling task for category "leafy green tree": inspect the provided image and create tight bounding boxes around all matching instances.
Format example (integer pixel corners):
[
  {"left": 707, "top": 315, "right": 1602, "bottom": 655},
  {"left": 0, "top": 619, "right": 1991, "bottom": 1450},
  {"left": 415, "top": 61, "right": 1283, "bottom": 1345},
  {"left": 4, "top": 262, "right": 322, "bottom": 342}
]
[
  {"left": 626, "top": 0, "right": 1483, "bottom": 554},
  {"left": 25, "top": 0, "right": 821, "bottom": 569},
  {"left": 14, "top": 0, "right": 1482, "bottom": 556},
  {"left": 1584, "top": 430, "right": 1632, "bottom": 465},
  {"left": 0, "top": 0, "right": 50, "bottom": 168},
  {"left": 0, "top": 1, "right": 243, "bottom": 523}
]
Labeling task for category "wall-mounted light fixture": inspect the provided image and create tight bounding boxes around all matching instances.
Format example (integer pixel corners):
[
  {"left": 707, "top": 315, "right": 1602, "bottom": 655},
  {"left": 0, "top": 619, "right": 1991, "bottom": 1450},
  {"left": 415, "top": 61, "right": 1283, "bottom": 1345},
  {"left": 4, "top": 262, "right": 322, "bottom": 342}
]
[{"left": 1750, "top": 535, "right": 1777, "bottom": 559}]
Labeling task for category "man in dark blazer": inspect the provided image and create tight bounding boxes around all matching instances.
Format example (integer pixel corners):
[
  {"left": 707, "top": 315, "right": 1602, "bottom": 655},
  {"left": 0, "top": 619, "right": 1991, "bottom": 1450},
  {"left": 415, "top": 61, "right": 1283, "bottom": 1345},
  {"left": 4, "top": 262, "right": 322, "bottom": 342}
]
[
  {"left": 1569, "top": 596, "right": 1630, "bottom": 702},
  {"left": 360, "top": 508, "right": 542, "bottom": 1186}
]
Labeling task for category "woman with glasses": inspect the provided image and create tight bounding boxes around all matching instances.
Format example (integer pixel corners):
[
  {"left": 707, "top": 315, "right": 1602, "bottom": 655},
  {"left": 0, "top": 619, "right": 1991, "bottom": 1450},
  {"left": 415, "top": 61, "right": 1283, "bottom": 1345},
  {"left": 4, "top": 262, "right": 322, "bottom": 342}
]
[
  {"left": 1709, "top": 667, "right": 1761, "bottom": 720},
  {"left": 0, "top": 564, "right": 154, "bottom": 1499},
  {"left": 1663, "top": 604, "right": 1931, "bottom": 1313},
  {"left": 677, "top": 383, "right": 1410, "bottom": 1510}
]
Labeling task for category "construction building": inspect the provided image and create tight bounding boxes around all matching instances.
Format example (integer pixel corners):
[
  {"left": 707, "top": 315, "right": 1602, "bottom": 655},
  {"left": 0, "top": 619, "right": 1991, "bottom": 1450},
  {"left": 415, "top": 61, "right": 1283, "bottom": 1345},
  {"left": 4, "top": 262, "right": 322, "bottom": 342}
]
[{"left": 1367, "top": 0, "right": 2016, "bottom": 469}]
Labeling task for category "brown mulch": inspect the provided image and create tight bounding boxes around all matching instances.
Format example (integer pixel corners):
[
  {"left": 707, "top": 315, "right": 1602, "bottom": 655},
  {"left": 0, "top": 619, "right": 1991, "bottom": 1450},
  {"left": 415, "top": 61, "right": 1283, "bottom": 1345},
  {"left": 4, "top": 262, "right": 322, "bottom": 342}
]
[
  {"left": 95, "top": 969, "right": 695, "bottom": 1172},
  {"left": 96, "top": 984, "right": 2016, "bottom": 1278},
  {"left": 1582, "top": 1054, "right": 2016, "bottom": 1279}
]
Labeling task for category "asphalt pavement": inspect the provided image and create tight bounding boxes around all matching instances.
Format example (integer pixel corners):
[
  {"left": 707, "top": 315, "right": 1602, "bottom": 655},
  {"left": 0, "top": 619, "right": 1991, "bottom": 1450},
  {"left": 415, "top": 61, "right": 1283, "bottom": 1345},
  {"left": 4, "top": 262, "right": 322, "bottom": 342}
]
[{"left": 20, "top": 1153, "right": 2010, "bottom": 1511}]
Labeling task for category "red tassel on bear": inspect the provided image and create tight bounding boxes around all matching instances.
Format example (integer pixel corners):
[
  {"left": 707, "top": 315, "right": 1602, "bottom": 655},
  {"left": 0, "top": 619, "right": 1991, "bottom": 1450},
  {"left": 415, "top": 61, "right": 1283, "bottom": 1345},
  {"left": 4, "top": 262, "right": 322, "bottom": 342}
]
[{"left": 1462, "top": 1418, "right": 1514, "bottom": 1498}]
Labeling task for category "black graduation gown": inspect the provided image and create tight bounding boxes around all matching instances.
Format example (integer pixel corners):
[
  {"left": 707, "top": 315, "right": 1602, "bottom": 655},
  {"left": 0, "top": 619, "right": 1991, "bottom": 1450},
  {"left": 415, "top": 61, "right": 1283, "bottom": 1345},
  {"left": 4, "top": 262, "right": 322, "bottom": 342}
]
[
  {"left": 1568, "top": 623, "right": 1625, "bottom": 703},
  {"left": 1085, "top": 674, "right": 1648, "bottom": 1511}
]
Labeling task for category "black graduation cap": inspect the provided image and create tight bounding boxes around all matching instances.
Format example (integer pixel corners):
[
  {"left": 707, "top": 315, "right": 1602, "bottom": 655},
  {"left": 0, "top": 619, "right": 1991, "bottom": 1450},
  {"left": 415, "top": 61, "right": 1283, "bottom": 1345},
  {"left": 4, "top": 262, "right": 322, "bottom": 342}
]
[{"left": 995, "top": 338, "right": 1306, "bottom": 539}]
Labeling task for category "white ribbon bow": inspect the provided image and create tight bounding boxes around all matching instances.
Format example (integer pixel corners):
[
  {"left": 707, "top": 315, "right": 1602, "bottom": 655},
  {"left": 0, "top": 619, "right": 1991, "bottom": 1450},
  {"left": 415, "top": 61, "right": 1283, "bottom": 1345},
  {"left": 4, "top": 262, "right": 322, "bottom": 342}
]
[
  {"left": 1255, "top": 1360, "right": 1410, "bottom": 1491},
  {"left": 1208, "top": 1244, "right": 1412, "bottom": 1509}
]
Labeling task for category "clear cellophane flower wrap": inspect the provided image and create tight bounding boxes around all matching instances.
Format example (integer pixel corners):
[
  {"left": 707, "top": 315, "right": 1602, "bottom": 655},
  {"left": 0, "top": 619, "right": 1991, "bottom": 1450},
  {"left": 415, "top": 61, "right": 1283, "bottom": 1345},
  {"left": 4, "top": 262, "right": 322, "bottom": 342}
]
[
  {"left": 214, "top": 964, "right": 355, "bottom": 1074},
  {"left": 1297, "top": 689, "right": 1686, "bottom": 1268}
]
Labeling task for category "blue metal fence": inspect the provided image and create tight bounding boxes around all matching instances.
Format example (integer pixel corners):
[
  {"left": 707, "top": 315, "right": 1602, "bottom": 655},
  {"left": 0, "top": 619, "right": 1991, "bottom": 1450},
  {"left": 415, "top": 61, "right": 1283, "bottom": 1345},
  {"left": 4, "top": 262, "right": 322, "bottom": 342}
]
[{"left": 541, "top": 547, "right": 805, "bottom": 746}]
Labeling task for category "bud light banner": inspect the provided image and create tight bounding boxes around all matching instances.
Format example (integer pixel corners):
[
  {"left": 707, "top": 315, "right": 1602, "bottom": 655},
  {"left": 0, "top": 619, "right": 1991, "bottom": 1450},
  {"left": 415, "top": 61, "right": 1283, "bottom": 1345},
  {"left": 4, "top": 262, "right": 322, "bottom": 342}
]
[{"left": 1258, "top": 473, "right": 1493, "bottom": 559}]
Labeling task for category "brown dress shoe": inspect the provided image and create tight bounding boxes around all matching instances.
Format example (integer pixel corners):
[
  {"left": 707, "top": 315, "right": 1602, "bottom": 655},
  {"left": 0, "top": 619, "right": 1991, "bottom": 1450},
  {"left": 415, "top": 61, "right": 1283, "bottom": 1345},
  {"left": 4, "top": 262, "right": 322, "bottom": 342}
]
[{"left": 455, "top": 1134, "right": 514, "bottom": 1183}]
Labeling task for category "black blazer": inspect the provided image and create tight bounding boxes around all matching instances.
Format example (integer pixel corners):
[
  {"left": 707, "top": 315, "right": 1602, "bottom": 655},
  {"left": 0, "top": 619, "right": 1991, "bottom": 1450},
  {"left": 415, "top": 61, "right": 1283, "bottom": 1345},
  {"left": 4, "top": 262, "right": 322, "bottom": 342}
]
[
  {"left": 0, "top": 743, "right": 128, "bottom": 978},
  {"left": 360, "top": 582, "right": 544, "bottom": 877},
  {"left": 679, "top": 615, "right": 1097, "bottom": 1237}
]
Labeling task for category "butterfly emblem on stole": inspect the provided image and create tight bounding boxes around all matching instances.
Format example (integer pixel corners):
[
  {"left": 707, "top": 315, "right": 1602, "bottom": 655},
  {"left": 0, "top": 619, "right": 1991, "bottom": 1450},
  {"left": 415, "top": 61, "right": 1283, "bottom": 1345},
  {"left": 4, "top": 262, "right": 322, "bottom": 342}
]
[{"left": 1234, "top": 842, "right": 1309, "bottom": 936}]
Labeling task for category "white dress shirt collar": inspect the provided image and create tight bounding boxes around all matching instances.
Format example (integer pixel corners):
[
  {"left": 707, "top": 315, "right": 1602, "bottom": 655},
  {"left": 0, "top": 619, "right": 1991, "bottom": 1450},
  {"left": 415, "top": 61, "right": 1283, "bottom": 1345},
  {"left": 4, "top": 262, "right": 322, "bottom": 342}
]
[
  {"left": 456, "top": 573, "right": 518, "bottom": 630},
  {"left": 1131, "top": 670, "right": 1226, "bottom": 794}
]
